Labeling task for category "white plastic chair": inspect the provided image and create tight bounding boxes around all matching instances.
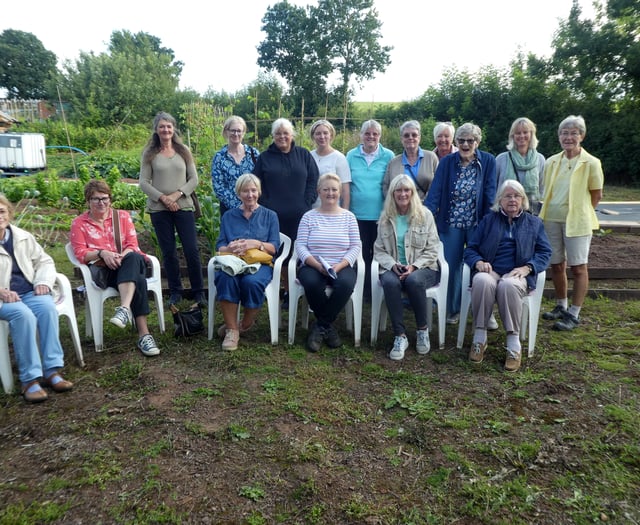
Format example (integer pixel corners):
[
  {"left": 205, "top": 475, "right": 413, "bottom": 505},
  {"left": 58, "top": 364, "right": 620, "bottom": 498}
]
[
  {"left": 456, "top": 263, "right": 546, "bottom": 358},
  {"left": 288, "top": 246, "right": 365, "bottom": 347},
  {"left": 0, "top": 272, "right": 84, "bottom": 394},
  {"left": 65, "top": 243, "right": 165, "bottom": 352},
  {"left": 370, "top": 241, "right": 449, "bottom": 349},
  {"left": 207, "top": 233, "right": 291, "bottom": 345}
]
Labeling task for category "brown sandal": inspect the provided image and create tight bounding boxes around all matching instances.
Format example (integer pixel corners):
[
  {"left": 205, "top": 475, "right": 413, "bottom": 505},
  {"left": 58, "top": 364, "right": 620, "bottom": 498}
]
[
  {"left": 22, "top": 380, "right": 48, "bottom": 403},
  {"left": 41, "top": 372, "right": 74, "bottom": 393}
]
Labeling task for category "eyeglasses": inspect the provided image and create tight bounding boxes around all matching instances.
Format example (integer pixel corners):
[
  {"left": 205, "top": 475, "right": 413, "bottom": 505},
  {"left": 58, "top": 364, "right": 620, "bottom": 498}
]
[
  {"left": 402, "top": 133, "right": 419, "bottom": 139},
  {"left": 90, "top": 197, "right": 110, "bottom": 204},
  {"left": 502, "top": 193, "right": 523, "bottom": 200},
  {"left": 228, "top": 129, "right": 244, "bottom": 135},
  {"left": 560, "top": 130, "right": 581, "bottom": 137},
  {"left": 457, "top": 138, "right": 476, "bottom": 145}
]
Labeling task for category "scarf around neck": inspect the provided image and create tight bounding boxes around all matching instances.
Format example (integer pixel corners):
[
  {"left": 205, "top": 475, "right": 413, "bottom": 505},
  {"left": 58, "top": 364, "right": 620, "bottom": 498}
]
[{"left": 505, "top": 149, "right": 540, "bottom": 200}]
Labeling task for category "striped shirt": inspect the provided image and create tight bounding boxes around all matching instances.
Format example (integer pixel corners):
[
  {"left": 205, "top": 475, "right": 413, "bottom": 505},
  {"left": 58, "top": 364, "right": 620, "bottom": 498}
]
[{"left": 295, "top": 209, "right": 361, "bottom": 266}]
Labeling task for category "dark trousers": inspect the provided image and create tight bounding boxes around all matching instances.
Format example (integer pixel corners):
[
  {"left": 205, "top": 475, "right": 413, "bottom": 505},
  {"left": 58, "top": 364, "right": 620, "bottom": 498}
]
[
  {"left": 357, "top": 219, "right": 378, "bottom": 298},
  {"left": 151, "top": 210, "right": 204, "bottom": 295},
  {"left": 379, "top": 268, "right": 439, "bottom": 336},
  {"left": 106, "top": 252, "right": 150, "bottom": 318},
  {"left": 298, "top": 265, "right": 357, "bottom": 326}
]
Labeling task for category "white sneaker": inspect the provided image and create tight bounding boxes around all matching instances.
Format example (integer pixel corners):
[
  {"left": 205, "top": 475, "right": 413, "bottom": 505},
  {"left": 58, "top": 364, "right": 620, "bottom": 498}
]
[
  {"left": 488, "top": 313, "right": 499, "bottom": 331},
  {"left": 137, "top": 334, "right": 160, "bottom": 357},
  {"left": 416, "top": 329, "right": 430, "bottom": 355},
  {"left": 389, "top": 335, "right": 408, "bottom": 361},
  {"left": 446, "top": 313, "right": 460, "bottom": 325}
]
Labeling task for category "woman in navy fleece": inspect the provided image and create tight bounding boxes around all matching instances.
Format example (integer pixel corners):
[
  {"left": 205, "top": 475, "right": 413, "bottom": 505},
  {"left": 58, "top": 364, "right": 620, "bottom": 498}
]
[{"left": 253, "top": 118, "right": 319, "bottom": 243}]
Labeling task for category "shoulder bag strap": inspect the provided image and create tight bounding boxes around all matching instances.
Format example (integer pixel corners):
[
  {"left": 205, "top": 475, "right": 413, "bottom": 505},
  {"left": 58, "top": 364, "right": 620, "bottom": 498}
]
[{"left": 112, "top": 209, "right": 122, "bottom": 253}]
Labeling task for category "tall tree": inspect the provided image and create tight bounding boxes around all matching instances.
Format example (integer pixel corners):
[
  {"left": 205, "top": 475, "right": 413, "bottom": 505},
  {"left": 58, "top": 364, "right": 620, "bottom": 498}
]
[
  {"left": 257, "top": 1, "right": 331, "bottom": 116},
  {"left": 256, "top": 0, "right": 391, "bottom": 120},
  {"left": 313, "top": 0, "right": 392, "bottom": 102},
  {"left": 57, "top": 30, "right": 183, "bottom": 126},
  {"left": 0, "top": 29, "right": 57, "bottom": 99}
]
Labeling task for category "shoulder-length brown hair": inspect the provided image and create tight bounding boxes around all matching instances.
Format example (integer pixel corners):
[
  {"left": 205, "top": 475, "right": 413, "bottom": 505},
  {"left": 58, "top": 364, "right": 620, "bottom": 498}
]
[{"left": 142, "top": 111, "right": 194, "bottom": 166}]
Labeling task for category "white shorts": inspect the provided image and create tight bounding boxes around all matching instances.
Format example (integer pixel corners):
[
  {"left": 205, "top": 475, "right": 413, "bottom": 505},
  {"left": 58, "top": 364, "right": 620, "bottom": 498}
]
[{"left": 544, "top": 221, "right": 592, "bottom": 266}]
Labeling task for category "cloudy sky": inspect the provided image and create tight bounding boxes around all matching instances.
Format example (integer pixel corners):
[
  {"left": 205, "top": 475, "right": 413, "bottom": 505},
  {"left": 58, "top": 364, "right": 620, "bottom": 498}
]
[{"left": 2, "top": 0, "right": 597, "bottom": 101}]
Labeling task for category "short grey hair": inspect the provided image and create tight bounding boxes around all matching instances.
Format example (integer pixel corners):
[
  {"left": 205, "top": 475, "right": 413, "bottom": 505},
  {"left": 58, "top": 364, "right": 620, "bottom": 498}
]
[
  {"left": 271, "top": 118, "right": 296, "bottom": 137},
  {"left": 491, "top": 179, "right": 530, "bottom": 212},
  {"left": 433, "top": 122, "right": 455, "bottom": 141},
  {"left": 400, "top": 120, "right": 421, "bottom": 135},
  {"left": 455, "top": 122, "right": 482, "bottom": 144},
  {"left": 360, "top": 119, "right": 382, "bottom": 136},
  {"left": 558, "top": 115, "right": 586, "bottom": 137}
]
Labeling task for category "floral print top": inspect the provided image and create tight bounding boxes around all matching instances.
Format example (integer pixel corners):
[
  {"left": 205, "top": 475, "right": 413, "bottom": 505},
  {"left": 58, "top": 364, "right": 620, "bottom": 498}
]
[
  {"left": 447, "top": 160, "right": 479, "bottom": 230},
  {"left": 211, "top": 144, "right": 260, "bottom": 210}
]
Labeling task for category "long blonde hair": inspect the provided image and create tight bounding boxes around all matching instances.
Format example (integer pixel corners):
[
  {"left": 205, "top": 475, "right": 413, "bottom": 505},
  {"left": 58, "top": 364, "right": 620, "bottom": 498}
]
[{"left": 381, "top": 174, "right": 427, "bottom": 225}]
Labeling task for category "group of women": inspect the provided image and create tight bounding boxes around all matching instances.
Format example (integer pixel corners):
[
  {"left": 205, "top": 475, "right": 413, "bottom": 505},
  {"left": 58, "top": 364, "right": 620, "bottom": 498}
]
[{"left": 3, "top": 112, "right": 601, "bottom": 403}]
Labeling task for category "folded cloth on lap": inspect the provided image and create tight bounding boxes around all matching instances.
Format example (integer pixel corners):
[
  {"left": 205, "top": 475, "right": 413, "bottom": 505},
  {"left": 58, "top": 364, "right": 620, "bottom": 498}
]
[{"left": 213, "top": 254, "right": 261, "bottom": 276}]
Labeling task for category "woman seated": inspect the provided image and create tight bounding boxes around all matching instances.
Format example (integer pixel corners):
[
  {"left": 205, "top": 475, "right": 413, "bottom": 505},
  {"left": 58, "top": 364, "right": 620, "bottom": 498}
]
[
  {"left": 0, "top": 194, "right": 73, "bottom": 403},
  {"left": 373, "top": 174, "right": 440, "bottom": 361},
  {"left": 215, "top": 174, "right": 280, "bottom": 351},
  {"left": 70, "top": 180, "right": 160, "bottom": 357},
  {"left": 463, "top": 180, "right": 552, "bottom": 372},
  {"left": 295, "top": 173, "right": 361, "bottom": 352}
]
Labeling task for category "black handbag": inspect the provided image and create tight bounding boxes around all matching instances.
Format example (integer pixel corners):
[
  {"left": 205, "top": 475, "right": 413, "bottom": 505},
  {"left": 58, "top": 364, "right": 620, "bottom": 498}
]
[
  {"left": 89, "top": 263, "right": 113, "bottom": 289},
  {"left": 171, "top": 304, "right": 204, "bottom": 337}
]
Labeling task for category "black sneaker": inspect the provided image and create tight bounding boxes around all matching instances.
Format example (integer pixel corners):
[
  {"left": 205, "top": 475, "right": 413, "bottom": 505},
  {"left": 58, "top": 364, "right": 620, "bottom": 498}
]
[
  {"left": 324, "top": 324, "right": 342, "bottom": 348},
  {"left": 306, "top": 322, "right": 325, "bottom": 352},
  {"left": 553, "top": 311, "right": 580, "bottom": 331},
  {"left": 542, "top": 304, "right": 566, "bottom": 320}
]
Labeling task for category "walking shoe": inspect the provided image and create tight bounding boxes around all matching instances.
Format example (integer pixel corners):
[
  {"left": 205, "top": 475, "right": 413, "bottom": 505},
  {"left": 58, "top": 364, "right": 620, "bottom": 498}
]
[
  {"left": 324, "top": 324, "right": 342, "bottom": 348},
  {"left": 553, "top": 311, "right": 580, "bottom": 331},
  {"left": 504, "top": 349, "right": 522, "bottom": 372},
  {"left": 137, "top": 334, "right": 160, "bottom": 356},
  {"left": 110, "top": 306, "right": 132, "bottom": 329},
  {"left": 221, "top": 329, "right": 240, "bottom": 351},
  {"left": 168, "top": 293, "right": 183, "bottom": 306},
  {"left": 446, "top": 313, "right": 460, "bottom": 325},
  {"left": 488, "top": 313, "right": 499, "bottom": 331},
  {"left": 416, "top": 329, "right": 430, "bottom": 355},
  {"left": 22, "top": 380, "right": 48, "bottom": 403},
  {"left": 306, "top": 322, "right": 325, "bottom": 352},
  {"left": 469, "top": 341, "right": 487, "bottom": 363},
  {"left": 389, "top": 335, "right": 409, "bottom": 361},
  {"left": 194, "top": 292, "right": 207, "bottom": 309},
  {"left": 542, "top": 304, "right": 567, "bottom": 320},
  {"left": 217, "top": 321, "right": 256, "bottom": 338},
  {"left": 41, "top": 372, "right": 74, "bottom": 393}
]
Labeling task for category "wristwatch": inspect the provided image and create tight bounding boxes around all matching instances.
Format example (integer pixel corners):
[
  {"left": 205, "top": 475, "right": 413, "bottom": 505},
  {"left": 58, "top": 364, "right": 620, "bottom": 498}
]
[{"left": 97, "top": 249, "right": 103, "bottom": 259}]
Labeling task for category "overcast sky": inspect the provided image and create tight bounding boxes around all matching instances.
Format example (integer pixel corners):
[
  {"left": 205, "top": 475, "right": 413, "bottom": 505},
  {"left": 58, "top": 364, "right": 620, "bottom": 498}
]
[{"left": 2, "top": 0, "right": 597, "bottom": 102}]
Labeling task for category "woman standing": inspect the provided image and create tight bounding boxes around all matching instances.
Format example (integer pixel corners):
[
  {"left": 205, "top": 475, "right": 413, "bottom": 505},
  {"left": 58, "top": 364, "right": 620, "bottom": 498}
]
[
  {"left": 383, "top": 120, "right": 439, "bottom": 201},
  {"left": 253, "top": 118, "right": 319, "bottom": 243},
  {"left": 212, "top": 116, "right": 260, "bottom": 216},
  {"left": 433, "top": 122, "right": 458, "bottom": 160},
  {"left": 295, "top": 174, "right": 361, "bottom": 352},
  {"left": 374, "top": 175, "right": 440, "bottom": 361},
  {"left": 539, "top": 115, "right": 604, "bottom": 331},
  {"left": 424, "top": 122, "right": 496, "bottom": 324},
  {"left": 139, "top": 112, "right": 205, "bottom": 307},
  {"left": 0, "top": 195, "right": 73, "bottom": 403},
  {"left": 309, "top": 119, "right": 351, "bottom": 209},
  {"left": 346, "top": 119, "right": 394, "bottom": 296},
  {"left": 496, "top": 117, "right": 546, "bottom": 215}
]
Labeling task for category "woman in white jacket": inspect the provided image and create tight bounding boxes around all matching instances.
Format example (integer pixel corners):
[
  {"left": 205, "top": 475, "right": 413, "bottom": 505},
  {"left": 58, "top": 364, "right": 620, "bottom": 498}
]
[{"left": 0, "top": 194, "right": 73, "bottom": 403}]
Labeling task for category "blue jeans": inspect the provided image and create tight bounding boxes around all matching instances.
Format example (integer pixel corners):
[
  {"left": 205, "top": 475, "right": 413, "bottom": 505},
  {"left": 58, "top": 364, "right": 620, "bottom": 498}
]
[
  {"left": 379, "top": 268, "right": 439, "bottom": 335},
  {"left": 214, "top": 265, "right": 273, "bottom": 309},
  {"left": 0, "top": 292, "right": 64, "bottom": 385},
  {"left": 439, "top": 226, "right": 476, "bottom": 317},
  {"left": 298, "top": 265, "right": 357, "bottom": 326},
  {"left": 151, "top": 210, "right": 204, "bottom": 296}
]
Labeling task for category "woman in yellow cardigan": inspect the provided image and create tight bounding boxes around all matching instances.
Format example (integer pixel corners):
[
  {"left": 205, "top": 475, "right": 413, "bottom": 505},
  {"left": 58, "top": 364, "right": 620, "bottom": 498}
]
[{"left": 539, "top": 115, "right": 604, "bottom": 331}]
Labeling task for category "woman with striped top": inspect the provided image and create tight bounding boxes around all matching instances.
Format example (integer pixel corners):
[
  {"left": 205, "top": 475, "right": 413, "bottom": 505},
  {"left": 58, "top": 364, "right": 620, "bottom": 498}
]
[{"left": 295, "top": 173, "right": 361, "bottom": 352}]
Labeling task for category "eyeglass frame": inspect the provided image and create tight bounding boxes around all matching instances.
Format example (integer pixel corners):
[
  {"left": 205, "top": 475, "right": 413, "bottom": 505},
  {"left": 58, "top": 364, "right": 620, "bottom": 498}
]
[
  {"left": 89, "top": 197, "right": 111, "bottom": 204},
  {"left": 456, "top": 137, "right": 476, "bottom": 145}
]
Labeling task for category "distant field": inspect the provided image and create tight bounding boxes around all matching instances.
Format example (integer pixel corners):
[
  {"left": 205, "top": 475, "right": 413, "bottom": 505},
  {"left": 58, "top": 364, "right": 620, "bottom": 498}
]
[{"left": 603, "top": 185, "right": 640, "bottom": 201}]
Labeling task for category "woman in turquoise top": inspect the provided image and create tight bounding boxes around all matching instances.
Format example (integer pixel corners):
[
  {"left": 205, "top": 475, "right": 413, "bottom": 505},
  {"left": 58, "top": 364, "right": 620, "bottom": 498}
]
[
  {"left": 346, "top": 119, "right": 394, "bottom": 296},
  {"left": 374, "top": 175, "right": 440, "bottom": 361}
]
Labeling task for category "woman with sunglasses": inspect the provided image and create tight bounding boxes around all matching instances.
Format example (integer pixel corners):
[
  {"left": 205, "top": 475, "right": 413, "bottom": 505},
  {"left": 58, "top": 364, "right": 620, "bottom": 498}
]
[
  {"left": 382, "top": 120, "right": 439, "bottom": 201},
  {"left": 424, "top": 122, "right": 497, "bottom": 325}
]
